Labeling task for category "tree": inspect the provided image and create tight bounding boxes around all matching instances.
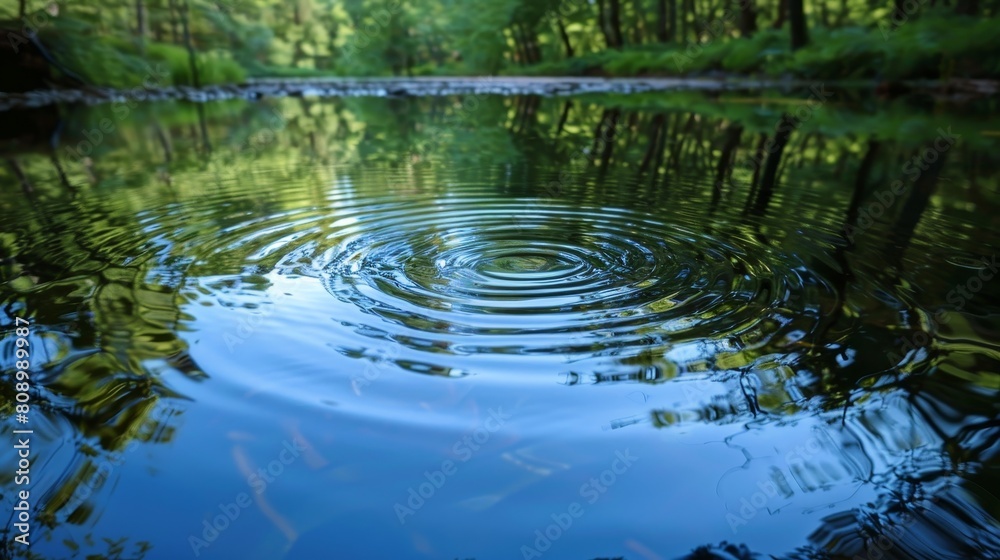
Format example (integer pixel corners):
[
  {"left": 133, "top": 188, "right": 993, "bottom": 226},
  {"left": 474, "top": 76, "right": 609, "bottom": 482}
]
[
  {"left": 608, "top": 0, "right": 624, "bottom": 47},
  {"left": 176, "top": 0, "right": 201, "bottom": 87},
  {"left": 739, "top": 0, "right": 757, "bottom": 37},
  {"left": 788, "top": 0, "right": 809, "bottom": 49},
  {"left": 133, "top": 0, "right": 148, "bottom": 55},
  {"left": 656, "top": 0, "right": 668, "bottom": 41},
  {"left": 555, "top": 16, "right": 574, "bottom": 57}
]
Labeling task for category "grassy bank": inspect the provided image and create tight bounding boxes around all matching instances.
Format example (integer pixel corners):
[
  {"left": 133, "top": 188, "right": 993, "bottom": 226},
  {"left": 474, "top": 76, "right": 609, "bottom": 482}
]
[
  {"left": 513, "top": 15, "right": 1000, "bottom": 81},
  {"left": 37, "top": 17, "right": 247, "bottom": 89},
  {"left": 24, "top": 10, "right": 1000, "bottom": 88}
]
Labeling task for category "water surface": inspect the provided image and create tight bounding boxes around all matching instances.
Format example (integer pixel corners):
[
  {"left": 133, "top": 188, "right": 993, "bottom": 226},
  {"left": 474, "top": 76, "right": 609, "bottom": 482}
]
[{"left": 1, "top": 92, "right": 999, "bottom": 559}]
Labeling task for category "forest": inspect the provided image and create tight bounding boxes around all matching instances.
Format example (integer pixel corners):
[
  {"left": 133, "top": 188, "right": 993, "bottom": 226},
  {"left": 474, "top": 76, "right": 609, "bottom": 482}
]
[{"left": 2, "top": 0, "right": 998, "bottom": 89}]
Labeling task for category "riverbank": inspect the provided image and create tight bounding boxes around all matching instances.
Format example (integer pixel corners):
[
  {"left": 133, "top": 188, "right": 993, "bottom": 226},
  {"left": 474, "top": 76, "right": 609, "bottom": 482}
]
[
  {"left": 7, "top": 10, "right": 996, "bottom": 96},
  {"left": 0, "top": 14, "right": 246, "bottom": 93},
  {"left": 2, "top": 76, "right": 996, "bottom": 113},
  {"left": 510, "top": 16, "right": 999, "bottom": 81}
]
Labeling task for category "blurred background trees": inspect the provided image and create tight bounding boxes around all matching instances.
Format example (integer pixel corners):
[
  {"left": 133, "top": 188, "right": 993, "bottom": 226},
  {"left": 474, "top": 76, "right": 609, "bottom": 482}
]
[{"left": 1, "top": 0, "right": 998, "bottom": 84}]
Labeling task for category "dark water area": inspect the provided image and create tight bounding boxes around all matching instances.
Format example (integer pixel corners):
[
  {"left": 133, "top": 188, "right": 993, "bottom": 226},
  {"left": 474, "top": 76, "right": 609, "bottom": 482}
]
[{"left": 1, "top": 91, "right": 999, "bottom": 559}]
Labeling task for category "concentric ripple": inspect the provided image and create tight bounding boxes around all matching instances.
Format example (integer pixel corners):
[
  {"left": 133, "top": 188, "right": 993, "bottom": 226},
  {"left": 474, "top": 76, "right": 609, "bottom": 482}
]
[{"left": 296, "top": 199, "right": 833, "bottom": 356}]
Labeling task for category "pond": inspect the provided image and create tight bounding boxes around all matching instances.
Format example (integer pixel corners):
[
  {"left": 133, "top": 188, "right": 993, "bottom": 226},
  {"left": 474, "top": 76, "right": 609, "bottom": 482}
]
[{"left": 1, "top": 89, "right": 999, "bottom": 559}]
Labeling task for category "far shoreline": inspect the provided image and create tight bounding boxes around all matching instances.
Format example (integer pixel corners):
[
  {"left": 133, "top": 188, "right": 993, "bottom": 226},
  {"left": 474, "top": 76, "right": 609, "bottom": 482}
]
[{"left": 1, "top": 76, "right": 997, "bottom": 112}]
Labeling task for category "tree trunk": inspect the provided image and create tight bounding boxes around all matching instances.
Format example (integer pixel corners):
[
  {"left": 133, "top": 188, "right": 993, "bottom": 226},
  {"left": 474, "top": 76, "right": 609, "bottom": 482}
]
[
  {"left": 528, "top": 27, "right": 542, "bottom": 63},
  {"left": 742, "top": 133, "right": 767, "bottom": 210},
  {"left": 557, "top": 18, "right": 574, "bottom": 58},
  {"left": 754, "top": 114, "right": 796, "bottom": 215},
  {"left": 668, "top": 0, "right": 677, "bottom": 41},
  {"left": 818, "top": 0, "right": 830, "bottom": 26},
  {"left": 178, "top": 0, "right": 201, "bottom": 88},
  {"left": 19, "top": 0, "right": 26, "bottom": 19},
  {"left": 608, "top": 0, "right": 624, "bottom": 47},
  {"left": 598, "top": 110, "right": 620, "bottom": 171},
  {"left": 596, "top": 0, "right": 615, "bottom": 48},
  {"left": 773, "top": 0, "right": 787, "bottom": 28},
  {"left": 196, "top": 104, "right": 212, "bottom": 152},
  {"left": 680, "top": 0, "right": 689, "bottom": 41},
  {"left": 670, "top": 113, "right": 696, "bottom": 172},
  {"left": 739, "top": 0, "right": 757, "bottom": 37},
  {"left": 511, "top": 27, "right": 528, "bottom": 65},
  {"left": 889, "top": 147, "right": 947, "bottom": 270},
  {"left": 892, "top": 0, "right": 905, "bottom": 21},
  {"left": 591, "top": 109, "right": 612, "bottom": 158},
  {"left": 631, "top": 0, "right": 646, "bottom": 44},
  {"left": 517, "top": 24, "right": 530, "bottom": 63},
  {"left": 657, "top": 0, "right": 669, "bottom": 41},
  {"left": 639, "top": 114, "right": 666, "bottom": 174},
  {"left": 689, "top": 0, "right": 699, "bottom": 41},
  {"left": 954, "top": 0, "right": 978, "bottom": 14},
  {"left": 555, "top": 100, "right": 572, "bottom": 136},
  {"left": 516, "top": 23, "right": 540, "bottom": 64},
  {"left": 714, "top": 124, "right": 743, "bottom": 198},
  {"left": 844, "top": 140, "right": 880, "bottom": 229},
  {"left": 6, "top": 159, "right": 32, "bottom": 195},
  {"left": 649, "top": 113, "right": 669, "bottom": 185},
  {"left": 591, "top": 109, "right": 619, "bottom": 168},
  {"left": 154, "top": 123, "right": 173, "bottom": 164},
  {"left": 136, "top": 0, "right": 147, "bottom": 39},
  {"left": 788, "top": 0, "right": 809, "bottom": 49}
]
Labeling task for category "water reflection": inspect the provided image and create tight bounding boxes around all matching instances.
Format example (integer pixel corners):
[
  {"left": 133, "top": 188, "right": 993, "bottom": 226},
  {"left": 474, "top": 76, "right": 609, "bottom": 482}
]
[{"left": 1, "top": 90, "right": 999, "bottom": 559}]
